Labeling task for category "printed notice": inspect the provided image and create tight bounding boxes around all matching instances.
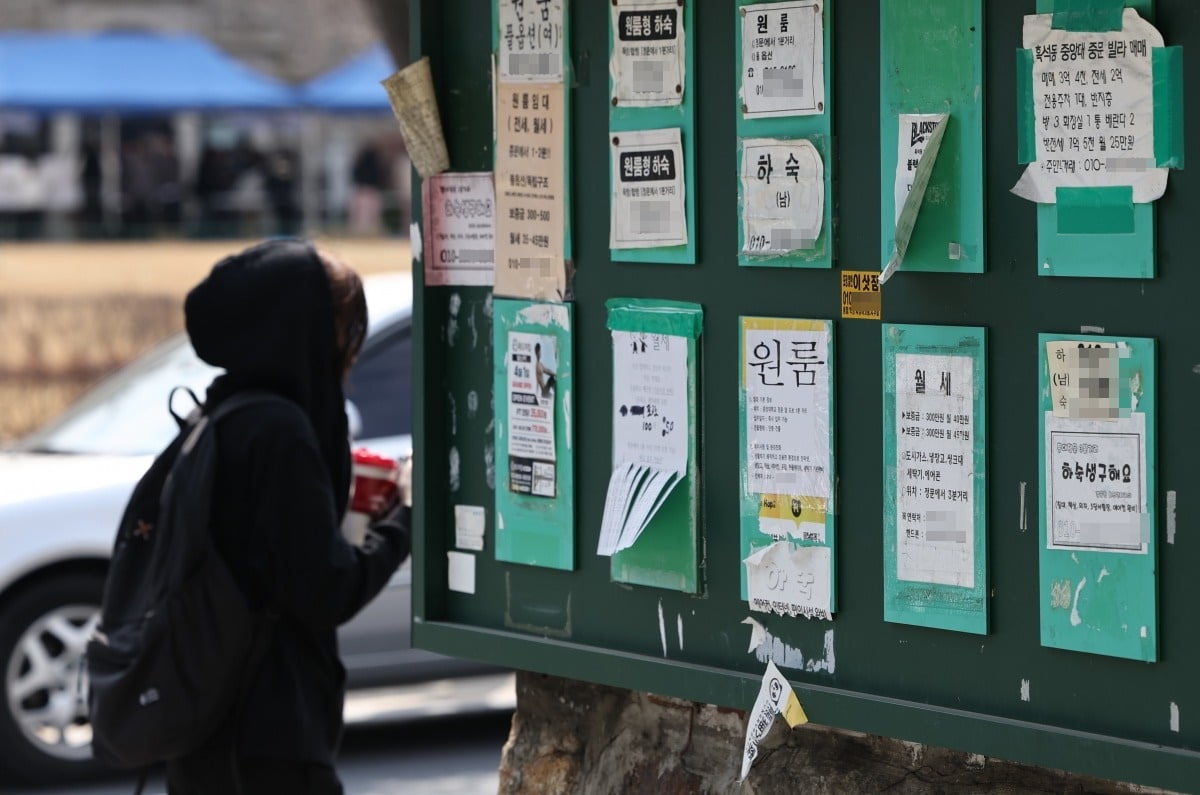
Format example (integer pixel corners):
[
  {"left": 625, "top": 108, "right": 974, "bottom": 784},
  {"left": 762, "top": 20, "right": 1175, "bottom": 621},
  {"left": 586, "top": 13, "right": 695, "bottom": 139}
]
[
  {"left": 743, "top": 320, "right": 830, "bottom": 539},
  {"left": 423, "top": 172, "right": 495, "bottom": 287},
  {"left": 495, "top": 82, "right": 566, "bottom": 300},
  {"left": 1046, "top": 413, "right": 1147, "bottom": 553},
  {"left": 611, "top": 1, "right": 684, "bottom": 107},
  {"left": 745, "top": 542, "right": 831, "bottom": 620},
  {"left": 598, "top": 331, "right": 689, "bottom": 555},
  {"left": 1012, "top": 9, "right": 1167, "bottom": 204},
  {"left": 741, "top": 138, "right": 823, "bottom": 254},
  {"left": 1045, "top": 340, "right": 1122, "bottom": 419},
  {"left": 740, "top": 1, "right": 824, "bottom": 118},
  {"left": 894, "top": 114, "right": 947, "bottom": 225},
  {"left": 498, "top": 0, "right": 564, "bottom": 83},
  {"left": 611, "top": 128, "right": 687, "bottom": 249},
  {"left": 507, "top": 331, "right": 558, "bottom": 497},
  {"left": 454, "top": 504, "right": 486, "bottom": 551},
  {"left": 894, "top": 353, "right": 976, "bottom": 588}
]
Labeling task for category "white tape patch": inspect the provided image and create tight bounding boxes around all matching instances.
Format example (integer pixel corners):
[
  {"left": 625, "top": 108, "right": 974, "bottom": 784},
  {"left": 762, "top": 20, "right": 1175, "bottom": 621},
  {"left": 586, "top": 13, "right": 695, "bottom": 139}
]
[
  {"left": 1167, "top": 490, "right": 1177, "bottom": 544},
  {"left": 1020, "top": 679, "right": 1031, "bottom": 702},
  {"left": 1019, "top": 482, "right": 1027, "bottom": 531},
  {"left": 1171, "top": 702, "right": 1180, "bottom": 733},
  {"left": 657, "top": 600, "right": 668, "bottom": 657},
  {"left": 410, "top": 221, "right": 423, "bottom": 262}
]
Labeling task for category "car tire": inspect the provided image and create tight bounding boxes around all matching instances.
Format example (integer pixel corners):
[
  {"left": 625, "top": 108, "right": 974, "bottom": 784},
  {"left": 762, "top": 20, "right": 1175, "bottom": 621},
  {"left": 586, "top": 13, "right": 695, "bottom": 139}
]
[{"left": 0, "top": 571, "right": 107, "bottom": 785}]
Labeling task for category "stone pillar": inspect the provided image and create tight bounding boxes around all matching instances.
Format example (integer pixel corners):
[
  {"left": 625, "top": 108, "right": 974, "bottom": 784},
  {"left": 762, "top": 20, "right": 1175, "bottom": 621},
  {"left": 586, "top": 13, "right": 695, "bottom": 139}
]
[{"left": 498, "top": 672, "right": 1165, "bottom": 794}]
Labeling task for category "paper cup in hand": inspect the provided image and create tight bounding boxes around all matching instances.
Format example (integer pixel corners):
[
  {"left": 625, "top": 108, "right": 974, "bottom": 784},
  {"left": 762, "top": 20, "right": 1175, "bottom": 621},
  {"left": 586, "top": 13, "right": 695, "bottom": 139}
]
[
  {"left": 342, "top": 448, "right": 400, "bottom": 546},
  {"left": 381, "top": 56, "right": 450, "bottom": 178}
]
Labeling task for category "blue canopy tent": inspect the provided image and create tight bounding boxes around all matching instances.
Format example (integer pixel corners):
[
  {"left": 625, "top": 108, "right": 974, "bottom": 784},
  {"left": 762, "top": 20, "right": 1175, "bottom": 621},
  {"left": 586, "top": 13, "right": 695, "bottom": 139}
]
[
  {"left": 0, "top": 31, "right": 297, "bottom": 112},
  {"left": 299, "top": 44, "right": 395, "bottom": 113}
]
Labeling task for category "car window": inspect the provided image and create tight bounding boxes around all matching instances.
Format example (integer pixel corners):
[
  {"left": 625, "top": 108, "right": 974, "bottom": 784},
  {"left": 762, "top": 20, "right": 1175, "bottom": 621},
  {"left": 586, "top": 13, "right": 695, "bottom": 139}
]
[
  {"left": 345, "top": 325, "right": 412, "bottom": 440},
  {"left": 29, "top": 340, "right": 219, "bottom": 456}
]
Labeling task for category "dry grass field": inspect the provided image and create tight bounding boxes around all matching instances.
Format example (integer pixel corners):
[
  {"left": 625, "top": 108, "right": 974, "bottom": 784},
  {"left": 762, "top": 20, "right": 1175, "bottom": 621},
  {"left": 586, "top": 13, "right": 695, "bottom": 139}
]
[{"left": 0, "top": 237, "right": 412, "bottom": 443}]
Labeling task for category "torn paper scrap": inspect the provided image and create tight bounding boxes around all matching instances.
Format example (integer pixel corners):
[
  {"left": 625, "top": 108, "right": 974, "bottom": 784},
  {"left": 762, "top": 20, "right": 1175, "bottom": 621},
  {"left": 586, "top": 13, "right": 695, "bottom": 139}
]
[
  {"left": 745, "top": 541, "right": 832, "bottom": 621},
  {"left": 454, "top": 504, "right": 486, "bottom": 551},
  {"left": 1012, "top": 9, "right": 1167, "bottom": 204},
  {"left": 740, "top": 660, "right": 808, "bottom": 782},
  {"left": 382, "top": 57, "right": 449, "bottom": 178},
  {"left": 741, "top": 138, "right": 823, "bottom": 254},
  {"left": 742, "top": 616, "right": 768, "bottom": 653},
  {"left": 881, "top": 113, "right": 947, "bottom": 285}
]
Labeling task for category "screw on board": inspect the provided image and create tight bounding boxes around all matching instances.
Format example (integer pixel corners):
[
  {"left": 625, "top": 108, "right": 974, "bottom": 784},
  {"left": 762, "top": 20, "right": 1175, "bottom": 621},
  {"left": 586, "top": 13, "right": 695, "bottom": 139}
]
[{"left": 612, "top": 136, "right": 620, "bottom": 146}]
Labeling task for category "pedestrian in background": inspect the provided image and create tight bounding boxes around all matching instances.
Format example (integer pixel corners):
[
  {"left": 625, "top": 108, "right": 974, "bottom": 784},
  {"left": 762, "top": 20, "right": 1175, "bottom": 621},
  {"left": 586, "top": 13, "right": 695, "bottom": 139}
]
[{"left": 165, "top": 239, "right": 411, "bottom": 794}]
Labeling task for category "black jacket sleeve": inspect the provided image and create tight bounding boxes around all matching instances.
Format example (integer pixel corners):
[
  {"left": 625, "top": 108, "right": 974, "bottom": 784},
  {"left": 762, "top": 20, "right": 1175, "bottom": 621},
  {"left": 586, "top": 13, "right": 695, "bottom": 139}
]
[{"left": 222, "top": 405, "right": 404, "bottom": 628}]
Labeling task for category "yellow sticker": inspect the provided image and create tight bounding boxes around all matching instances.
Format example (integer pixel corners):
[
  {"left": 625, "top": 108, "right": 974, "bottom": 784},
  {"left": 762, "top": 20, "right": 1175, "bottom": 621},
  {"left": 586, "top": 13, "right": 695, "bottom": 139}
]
[
  {"left": 781, "top": 690, "right": 809, "bottom": 728},
  {"left": 840, "top": 270, "right": 881, "bottom": 320},
  {"left": 758, "top": 494, "right": 827, "bottom": 542}
]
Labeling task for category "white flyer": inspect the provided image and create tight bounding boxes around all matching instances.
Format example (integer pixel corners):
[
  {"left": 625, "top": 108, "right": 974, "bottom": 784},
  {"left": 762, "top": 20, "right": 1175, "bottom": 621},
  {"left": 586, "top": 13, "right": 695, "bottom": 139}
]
[
  {"left": 1012, "top": 9, "right": 1167, "bottom": 204},
  {"left": 610, "top": 127, "right": 687, "bottom": 249},
  {"left": 743, "top": 326, "right": 830, "bottom": 500},
  {"left": 506, "top": 331, "right": 558, "bottom": 498},
  {"left": 744, "top": 541, "right": 832, "bottom": 621},
  {"left": 1045, "top": 413, "right": 1147, "bottom": 553},
  {"left": 894, "top": 114, "right": 946, "bottom": 225},
  {"left": 597, "top": 330, "right": 689, "bottom": 556},
  {"left": 894, "top": 353, "right": 976, "bottom": 588},
  {"left": 1045, "top": 340, "right": 1121, "bottom": 419},
  {"left": 610, "top": 1, "right": 685, "bottom": 107},
  {"left": 739, "top": 660, "right": 807, "bottom": 782},
  {"left": 740, "top": 1, "right": 825, "bottom": 118},
  {"left": 497, "top": 0, "right": 565, "bottom": 83},
  {"left": 740, "top": 139, "right": 823, "bottom": 254},
  {"left": 423, "top": 172, "right": 495, "bottom": 287}
]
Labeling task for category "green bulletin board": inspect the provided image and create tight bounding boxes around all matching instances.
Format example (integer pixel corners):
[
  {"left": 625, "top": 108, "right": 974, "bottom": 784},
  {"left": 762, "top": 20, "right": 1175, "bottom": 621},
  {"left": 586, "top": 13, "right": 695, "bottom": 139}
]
[
  {"left": 412, "top": 1, "right": 1200, "bottom": 788},
  {"left": 882, "top": 324, "right": 988, "bottom": 634},
  {"left": 879, "top": 0, "right": 985, "bottom": 277},
  {"left": 609, "top": 0, "right": 697, "bottom": 265},
  {"left": 1038, "top": 333, "right": 1157, "bottom": 661},
  {"left": 493, "top": 299, "right": 576, "bottom": 570},
  {"left": 735, "top": 0, "right": 835, "bottom": 269}
]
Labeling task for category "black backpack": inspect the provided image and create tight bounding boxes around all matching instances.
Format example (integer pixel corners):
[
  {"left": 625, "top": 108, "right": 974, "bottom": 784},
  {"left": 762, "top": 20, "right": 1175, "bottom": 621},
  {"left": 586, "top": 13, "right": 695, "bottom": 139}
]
[{"left": 86, "top": 389, "right": 281, "bottom": 769}]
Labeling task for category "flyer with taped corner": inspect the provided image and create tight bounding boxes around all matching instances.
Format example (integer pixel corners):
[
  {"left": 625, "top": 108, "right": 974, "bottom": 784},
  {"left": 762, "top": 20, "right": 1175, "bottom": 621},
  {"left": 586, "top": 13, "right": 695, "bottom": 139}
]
[
  {"left": 610, "top": 0, "right": 685, "bottom": 107},
  {"left": 882, "top": 324, "right": 988, "bottom": 635},
  {"left": 739, "top": 317, "right": 835, "bottom": 621},
  {"left": 740, "top": 139, "right": 824, "bottom": 255},
  {"left": 610, "top": 127, "right": 688, "bottom": 249},
  {"left": 1038, "top": 333, "right": 1157, "bottom": 662},
  {"left": 1013, "top": 8, "right": 1167, "bottom": 204},
  {"left": 739, "top": 1, "right": 825, "bottom": 118}
]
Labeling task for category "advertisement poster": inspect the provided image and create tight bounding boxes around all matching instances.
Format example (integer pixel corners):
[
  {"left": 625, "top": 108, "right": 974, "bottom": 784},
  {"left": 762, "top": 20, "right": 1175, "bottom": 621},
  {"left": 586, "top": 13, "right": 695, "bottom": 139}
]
[
  {"left": 740, "top": 138, "right": 823, "bottom": 254},
  {"left": 507, "top": 331, "right": 558, "bottom": 497},
  {"left": 610, "top": 127, "right": 688, "bottom": 249},
  {"left": 611, "top": 1, "right": 685, "bottom": 106},
  {"left": 740, "top": 1, "right": 825, "bottom": 118}
]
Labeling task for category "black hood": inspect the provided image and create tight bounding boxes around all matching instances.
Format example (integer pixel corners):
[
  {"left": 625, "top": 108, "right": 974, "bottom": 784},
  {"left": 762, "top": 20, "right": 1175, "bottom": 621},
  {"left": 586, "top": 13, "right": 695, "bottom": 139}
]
[{"left": 185, "top": 239, "right": 350, "bottom": 514}]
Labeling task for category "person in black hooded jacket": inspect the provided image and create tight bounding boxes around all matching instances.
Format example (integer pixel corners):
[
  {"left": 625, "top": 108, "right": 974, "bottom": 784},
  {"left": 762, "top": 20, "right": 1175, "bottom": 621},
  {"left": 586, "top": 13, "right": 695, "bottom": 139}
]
[{"left": 165, "top": 239, "right": 409, "bottom": 794}]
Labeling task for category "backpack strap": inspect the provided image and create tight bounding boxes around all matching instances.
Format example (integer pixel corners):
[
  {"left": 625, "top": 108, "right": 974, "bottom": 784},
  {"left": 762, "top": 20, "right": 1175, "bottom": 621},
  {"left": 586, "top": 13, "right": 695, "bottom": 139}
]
[{"left": 167, "top": 386, "right": 202, "bottom": 430}]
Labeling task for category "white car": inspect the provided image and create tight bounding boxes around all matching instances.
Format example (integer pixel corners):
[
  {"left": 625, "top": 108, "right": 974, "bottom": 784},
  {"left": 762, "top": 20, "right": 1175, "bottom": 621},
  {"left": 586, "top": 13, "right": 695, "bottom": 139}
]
[{"left": 0, "top": 274, "right": 480, "bottom": 785}]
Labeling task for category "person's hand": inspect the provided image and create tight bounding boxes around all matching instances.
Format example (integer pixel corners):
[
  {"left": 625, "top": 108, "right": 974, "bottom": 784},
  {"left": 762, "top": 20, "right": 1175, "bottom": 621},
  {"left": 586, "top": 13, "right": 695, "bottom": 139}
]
[{"left": 366, "top": 489, "right": 399, "bottom": 521}]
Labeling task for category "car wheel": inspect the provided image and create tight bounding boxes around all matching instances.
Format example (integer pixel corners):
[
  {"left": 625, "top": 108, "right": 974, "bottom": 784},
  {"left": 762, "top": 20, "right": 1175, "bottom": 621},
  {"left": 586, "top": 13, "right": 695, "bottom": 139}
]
[{"left": 0, "top": 572, "right": 106, "bottom": 785}]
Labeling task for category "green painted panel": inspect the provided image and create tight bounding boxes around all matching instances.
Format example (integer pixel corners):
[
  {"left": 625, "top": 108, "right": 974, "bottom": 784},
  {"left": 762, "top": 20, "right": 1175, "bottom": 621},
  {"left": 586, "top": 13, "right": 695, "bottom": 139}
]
[
  {"left": 735, "top": 0, "right": 834, "bottom": 269},
  {"left": 1153, "top": 46, "right": 1185, "bottom": 168},
  {"left": 606, "top": 298, "right": 703, "bottom": 592},
  {"left": 1036, "top": 202, "right": 1154, "bottom": 278},
  {"left": 609, "top": 0, "right": 697, "bottom": 265},
  {"left": 881, "top": 324, "right": 988, "bottom": 635},
  {"left": 1056, "top": 186, "right": 1135, "bottom": 234},
  {"left": 738, "top": 317, "right": 836, "bottom": 619},
  {"left": 1038, "top": 334, "right": 1157, "bottom": 661},
  {"left": 494, "top": 299, "right": 576, "bottom": 570},
  {"left": 879, "top": 0, "right": 985, "bottom": 275}
]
